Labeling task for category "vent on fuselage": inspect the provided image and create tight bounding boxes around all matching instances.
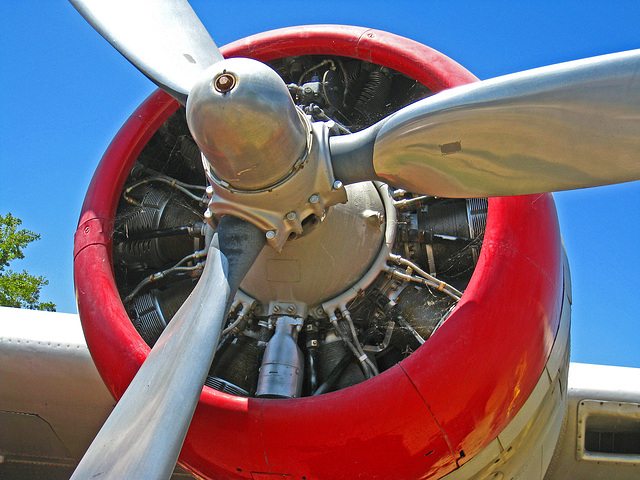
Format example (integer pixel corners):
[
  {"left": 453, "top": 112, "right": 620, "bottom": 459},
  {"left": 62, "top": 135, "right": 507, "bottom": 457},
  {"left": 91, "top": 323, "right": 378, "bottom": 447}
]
[
  {"left": 585, "top": 430, "right": 640, "bottom": 455},
  {"left": 578, "top": 399, "right": 640, "bottom": 463}
]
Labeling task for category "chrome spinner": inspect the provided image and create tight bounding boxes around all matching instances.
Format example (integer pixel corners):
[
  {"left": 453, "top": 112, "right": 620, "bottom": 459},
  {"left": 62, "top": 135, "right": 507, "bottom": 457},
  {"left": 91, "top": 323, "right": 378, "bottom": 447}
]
[{"left": 186, "top": 57, "right": 348, "bottom": 251}]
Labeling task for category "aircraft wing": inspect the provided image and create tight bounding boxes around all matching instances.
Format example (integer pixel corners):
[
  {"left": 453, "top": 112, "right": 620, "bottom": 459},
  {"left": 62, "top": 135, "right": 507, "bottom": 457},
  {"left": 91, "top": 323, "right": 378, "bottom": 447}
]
[{"left": 0, "top": 306, "right": 195, "bottom": 479}]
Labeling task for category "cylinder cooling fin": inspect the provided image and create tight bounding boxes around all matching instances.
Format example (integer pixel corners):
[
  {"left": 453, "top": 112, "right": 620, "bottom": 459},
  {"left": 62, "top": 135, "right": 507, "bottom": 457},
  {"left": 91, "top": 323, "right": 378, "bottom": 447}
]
[{"left": 110, "top": 53, "right": 488, "bottom": 399}]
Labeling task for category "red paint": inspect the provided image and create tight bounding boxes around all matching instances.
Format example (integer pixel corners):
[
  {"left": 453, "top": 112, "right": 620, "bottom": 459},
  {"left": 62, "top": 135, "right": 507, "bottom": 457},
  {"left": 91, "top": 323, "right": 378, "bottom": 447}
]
[
  {"left": 400, "top": 194, "right": 563, "bottom": 464},
  {"left": 74, "top": 26, "right": 563, "bottom": 480},
  {"left": 74, "top": 90, "right": 179, "bottom": 394}
]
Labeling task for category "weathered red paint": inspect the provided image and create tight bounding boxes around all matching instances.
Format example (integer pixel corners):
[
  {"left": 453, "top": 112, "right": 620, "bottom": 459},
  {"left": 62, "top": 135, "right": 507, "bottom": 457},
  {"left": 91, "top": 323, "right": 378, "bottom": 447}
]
[{"left": 74, "top": 26, "right": 563, "bottom": 480}]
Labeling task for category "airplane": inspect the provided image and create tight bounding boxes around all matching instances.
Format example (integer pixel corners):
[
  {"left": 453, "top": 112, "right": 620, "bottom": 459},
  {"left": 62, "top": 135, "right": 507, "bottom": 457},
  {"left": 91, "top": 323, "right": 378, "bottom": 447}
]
[{"left": 1, "top": 0, "right": 637, "bottom": 478}]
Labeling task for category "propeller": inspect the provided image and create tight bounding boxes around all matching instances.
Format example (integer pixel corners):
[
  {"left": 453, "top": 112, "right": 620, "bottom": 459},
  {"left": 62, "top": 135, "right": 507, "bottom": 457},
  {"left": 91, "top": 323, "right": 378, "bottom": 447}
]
[
  {"left": 330, "top": 49, "right": 640, "bottom": 197},
  {"left": 69, "top": 0, "right": 223, "bottom": 104},
  {"left": 70, "top": 216, "right": 265, "bottom": 480},
  {"left": 70, "top": 0, "right": 640, "bottom": 478}
]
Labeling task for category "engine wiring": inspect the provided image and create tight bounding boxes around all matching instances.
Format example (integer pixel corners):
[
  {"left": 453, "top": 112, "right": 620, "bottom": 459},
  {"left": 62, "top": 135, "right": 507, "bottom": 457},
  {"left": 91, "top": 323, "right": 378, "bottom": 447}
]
[
  {"left": 123, "top": 175, "right": 207, "bottom": 206},
  {"left": 386, "top": 253, "right": 463, "bottom": 300},
  {"left": 123, "top": 249, "right": 206, "bottom": 304},
  {"left": 329, "top": 315, "right": 375, "bottom": 379}
]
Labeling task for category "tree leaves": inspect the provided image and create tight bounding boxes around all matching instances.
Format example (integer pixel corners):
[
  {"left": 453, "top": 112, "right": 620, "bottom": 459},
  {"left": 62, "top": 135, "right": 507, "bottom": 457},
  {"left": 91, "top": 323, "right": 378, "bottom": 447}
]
[{"left": 0, "top": 213, "right": 56, "bottom": 311}]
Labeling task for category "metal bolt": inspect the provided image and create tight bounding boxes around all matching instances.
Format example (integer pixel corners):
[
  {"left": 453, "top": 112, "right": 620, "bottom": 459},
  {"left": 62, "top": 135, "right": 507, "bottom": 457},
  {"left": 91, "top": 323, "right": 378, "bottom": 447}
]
[
  {"left": 309, "top": 194, "right": 320, "bottom": 204},
  {"left": 206, "top": 185, "right": 214, "bottom": 197},
  {"left": 204, "top": 209, "right": 213, "bottom": 219},
  {"left": 332, "top": 180, "right": 343, "bottom": 190},
  {"left": 287, "top": 304, "right": 296, "bottom": 314},
  {"left": 273, "top": 305, "right": 281, "bottom": 313},
  {"left": 315, "top": 306, "right": 325, "bottom": 316},
  {"left": 286, "top": 211, "right": 297, "bottom": 221},
  {"left": 266, "top": 230, "right": 276, "bottom": 239},
  {"left": 214, "top": 73, "right": 236, "bottom": 93},
  {"left": 310, "top": 339, "right": 318, "bottom": 347}
]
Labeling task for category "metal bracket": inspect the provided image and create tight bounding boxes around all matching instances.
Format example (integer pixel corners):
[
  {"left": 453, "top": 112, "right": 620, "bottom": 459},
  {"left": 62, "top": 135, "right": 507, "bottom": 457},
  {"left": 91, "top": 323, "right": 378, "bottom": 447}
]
[{"left": 204, "top": 121, "right": 347, "bottom": 252}]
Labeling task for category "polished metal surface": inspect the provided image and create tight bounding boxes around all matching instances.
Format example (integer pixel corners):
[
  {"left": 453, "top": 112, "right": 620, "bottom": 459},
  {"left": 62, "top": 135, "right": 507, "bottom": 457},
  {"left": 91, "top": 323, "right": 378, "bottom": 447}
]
[
  {"left": 256, "top": 316, "right": 305, "bottom": 398},
  {"left": 69, "top": 0, "right": 222, "bottom": 104},
  {"left": 368, "top": 49, "right": 640, "bottom": 198},
  {"left": 187, "top": 58, "right": 309, "bottom": 191},
  {"left": 205, "top": 121, "right": 347, "bottom": 251},
  {"left": 240, "top": 181, "right": 386, "bottom": 306},
  {"left": 70, "top": 217, "right": 265, "bottom": 480},
  {"left": 321, "top": 182, "right": 397, "bottom": 313}
]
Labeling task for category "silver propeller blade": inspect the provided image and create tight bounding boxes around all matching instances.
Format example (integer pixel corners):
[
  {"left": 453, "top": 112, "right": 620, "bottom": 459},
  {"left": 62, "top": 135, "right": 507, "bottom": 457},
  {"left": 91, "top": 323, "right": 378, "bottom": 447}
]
[
  {"left": 331, "top": 49, "right": 640, "bottom": 198},
  {"left": 70, "top": 216, "right": 264, "bottom": 480},
  {"left": 70, "top": 0, "right": 223, "bottom": 104}
]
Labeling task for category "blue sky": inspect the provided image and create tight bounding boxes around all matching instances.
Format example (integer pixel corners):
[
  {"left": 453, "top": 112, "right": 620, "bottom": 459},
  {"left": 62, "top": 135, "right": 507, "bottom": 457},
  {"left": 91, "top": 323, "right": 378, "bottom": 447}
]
[{"left": 1, "top": 1, "right": 638, "bottom": 368}]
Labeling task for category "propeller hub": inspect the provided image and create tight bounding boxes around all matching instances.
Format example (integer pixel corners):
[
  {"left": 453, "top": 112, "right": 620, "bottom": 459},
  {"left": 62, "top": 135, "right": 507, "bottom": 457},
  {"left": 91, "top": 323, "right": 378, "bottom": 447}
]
[
  {"left": 214, "top": 72, "right": 236, "bottom": 93},
  {"left": 186, "top": 58, "right": 309, "bottom": 191}
]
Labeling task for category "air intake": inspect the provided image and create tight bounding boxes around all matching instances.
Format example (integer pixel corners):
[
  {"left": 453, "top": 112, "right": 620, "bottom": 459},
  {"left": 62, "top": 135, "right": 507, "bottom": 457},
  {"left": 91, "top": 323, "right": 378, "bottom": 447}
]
[{"left": 578, "top": 399, "right": 640, "bottom": 463}]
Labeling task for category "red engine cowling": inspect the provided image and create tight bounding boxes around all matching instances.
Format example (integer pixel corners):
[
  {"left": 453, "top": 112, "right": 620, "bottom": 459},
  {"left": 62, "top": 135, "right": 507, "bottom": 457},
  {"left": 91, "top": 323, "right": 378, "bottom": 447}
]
[{"left": 74, "top": 26, "right": 565, "bottom": 480}]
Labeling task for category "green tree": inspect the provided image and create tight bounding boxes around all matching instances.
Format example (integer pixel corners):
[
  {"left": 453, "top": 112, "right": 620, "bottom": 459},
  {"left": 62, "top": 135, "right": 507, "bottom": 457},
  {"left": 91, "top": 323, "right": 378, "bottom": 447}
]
[{"left": 0, "top": 213, "right": 56, "bottom": 311}]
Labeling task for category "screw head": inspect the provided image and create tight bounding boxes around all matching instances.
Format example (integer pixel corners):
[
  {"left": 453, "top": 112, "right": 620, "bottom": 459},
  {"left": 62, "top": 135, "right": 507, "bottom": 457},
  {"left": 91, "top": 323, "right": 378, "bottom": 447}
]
[
  {"left": 332, "top": 180, "right": 343, "bottom": 190},
  {"left": 309, "top": 194, "right": 320, "bottom": 204},
  {"left": 266, "top": 230, "right": 276, "bottom": 239},
  {"left": 214, "top": 73, "right": 236, "bottom": 93},
  {"left": 204, "top": 209, "right": 213, "bottom": 219},
  {"left": 286, "top": 211, "right": 297, "bottom": 221},
  {"left": 206, "top": 185, "right": 214, "bottom": 197}
]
